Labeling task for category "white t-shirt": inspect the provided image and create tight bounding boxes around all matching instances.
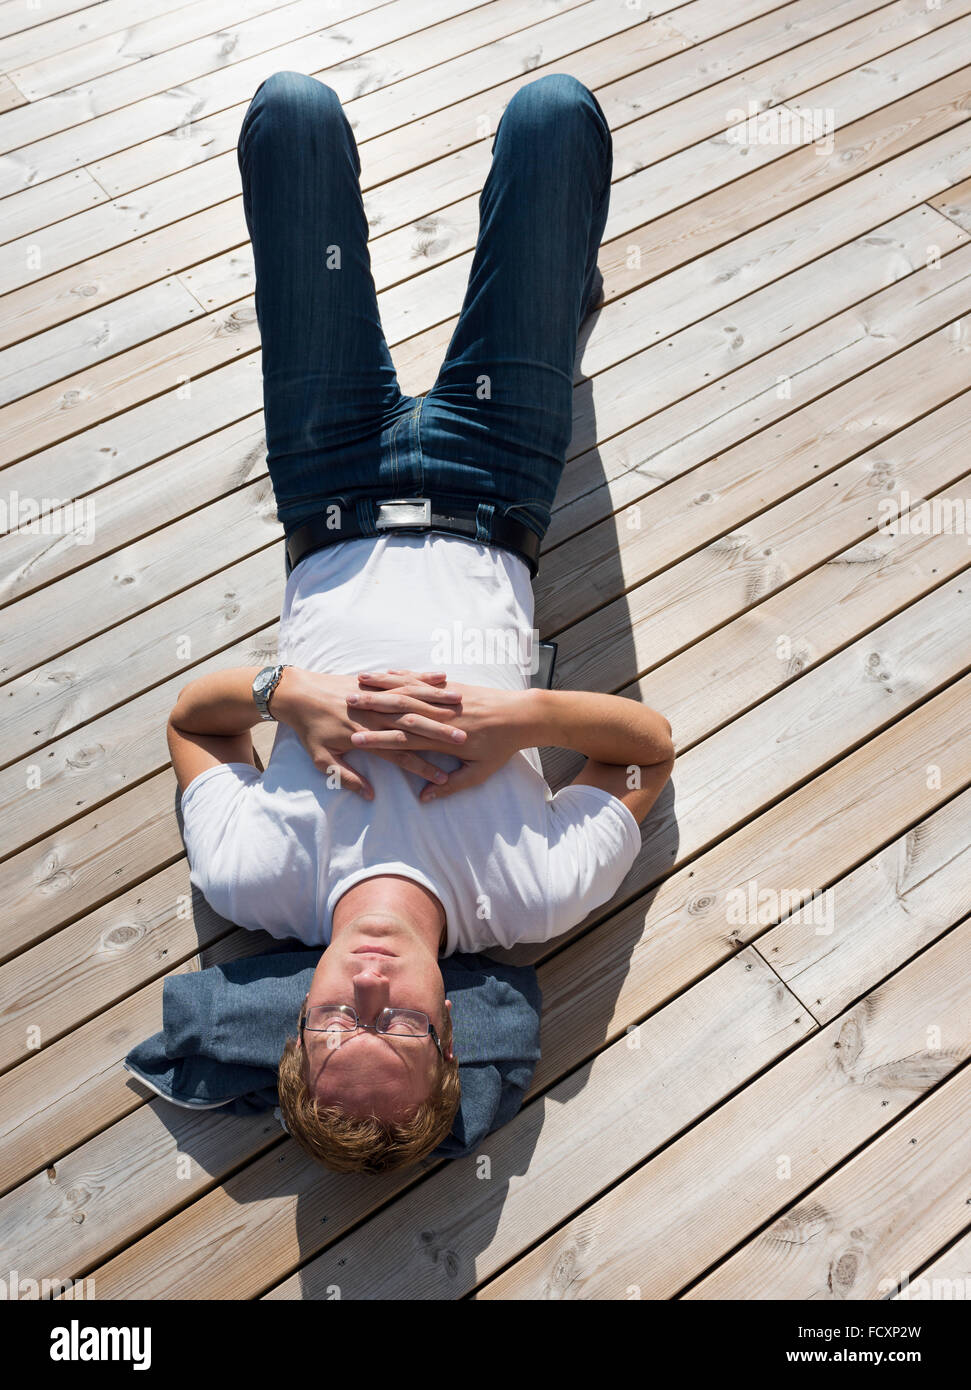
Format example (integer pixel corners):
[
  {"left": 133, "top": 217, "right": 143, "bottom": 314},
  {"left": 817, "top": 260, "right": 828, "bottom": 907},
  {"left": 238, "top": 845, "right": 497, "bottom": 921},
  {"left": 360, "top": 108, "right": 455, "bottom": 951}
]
[{"left": 180, "top": 533, "right": 642, "bottom": 955}]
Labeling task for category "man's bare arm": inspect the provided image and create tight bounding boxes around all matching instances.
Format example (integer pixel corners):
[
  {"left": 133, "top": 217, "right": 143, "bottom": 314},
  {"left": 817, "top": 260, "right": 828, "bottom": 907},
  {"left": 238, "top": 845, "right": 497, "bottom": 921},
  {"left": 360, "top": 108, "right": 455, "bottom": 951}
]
[
  {"left": 522, "top": 688, "right": 675, "bottom": 825},
  {"left": 167, "top": 667, "right": 263, "bottom": 794},
  {"left": 167, "top": 665, "right": 466, "bottom": 797},
  {"left": 525, "top": 688, "right": 673, "bottom": 766}
]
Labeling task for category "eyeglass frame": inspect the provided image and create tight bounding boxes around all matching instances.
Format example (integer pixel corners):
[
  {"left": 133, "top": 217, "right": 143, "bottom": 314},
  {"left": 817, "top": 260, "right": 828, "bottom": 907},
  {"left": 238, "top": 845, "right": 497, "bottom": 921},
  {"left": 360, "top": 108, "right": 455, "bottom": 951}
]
[{"left": 299, "top": 1001, "right": 446, "bottom": 1061}]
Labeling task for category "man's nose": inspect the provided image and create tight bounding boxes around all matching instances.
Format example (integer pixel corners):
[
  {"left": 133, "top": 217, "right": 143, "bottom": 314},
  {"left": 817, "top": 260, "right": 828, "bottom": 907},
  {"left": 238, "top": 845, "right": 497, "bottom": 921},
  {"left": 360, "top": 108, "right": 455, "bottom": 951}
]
[{"left": 352, "top": 969, "right": 390, "bottom": 1016}]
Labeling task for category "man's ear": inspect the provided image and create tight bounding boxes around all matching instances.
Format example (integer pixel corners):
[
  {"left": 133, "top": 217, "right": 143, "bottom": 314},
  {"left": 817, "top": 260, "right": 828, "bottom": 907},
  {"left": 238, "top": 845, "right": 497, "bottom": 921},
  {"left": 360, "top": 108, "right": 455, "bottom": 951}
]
[
  {"left": 444, "top": 998, "right": 455, "bottom": 1061},
  {"left": 295, "top": 992, "right": 309, "bottom": 1049}
]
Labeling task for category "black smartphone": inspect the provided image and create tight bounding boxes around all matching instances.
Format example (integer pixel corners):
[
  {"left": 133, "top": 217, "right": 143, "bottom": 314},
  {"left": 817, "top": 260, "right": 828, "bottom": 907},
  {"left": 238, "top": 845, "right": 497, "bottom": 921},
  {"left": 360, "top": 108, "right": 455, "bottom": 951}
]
[{"left": 531, "top": 639, "right": 558, "bottom": 690}]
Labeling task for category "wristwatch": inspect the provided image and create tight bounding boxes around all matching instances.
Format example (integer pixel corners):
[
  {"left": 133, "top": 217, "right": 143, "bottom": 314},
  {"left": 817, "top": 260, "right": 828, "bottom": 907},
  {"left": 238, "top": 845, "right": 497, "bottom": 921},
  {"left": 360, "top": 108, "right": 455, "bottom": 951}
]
[{"left": 252, "top": 663, "right": 290, "bottom": 721}]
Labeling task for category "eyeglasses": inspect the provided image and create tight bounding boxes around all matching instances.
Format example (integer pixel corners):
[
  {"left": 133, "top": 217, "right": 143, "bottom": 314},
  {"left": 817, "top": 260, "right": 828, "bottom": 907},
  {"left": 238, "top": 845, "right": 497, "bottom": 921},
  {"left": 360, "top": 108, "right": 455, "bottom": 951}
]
[{"left": 300, "top": 1004, "right": 445, "bottom": 1060}]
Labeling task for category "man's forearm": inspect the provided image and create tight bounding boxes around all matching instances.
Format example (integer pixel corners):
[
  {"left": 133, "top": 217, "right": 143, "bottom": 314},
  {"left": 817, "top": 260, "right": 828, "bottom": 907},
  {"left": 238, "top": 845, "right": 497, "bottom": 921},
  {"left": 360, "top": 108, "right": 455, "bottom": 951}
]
[
  {"left": 522, "top": 688, "right": 674, "bottom": 767},
  {"left": 169, "top": 666, "right": 267, "bottom": 735}
]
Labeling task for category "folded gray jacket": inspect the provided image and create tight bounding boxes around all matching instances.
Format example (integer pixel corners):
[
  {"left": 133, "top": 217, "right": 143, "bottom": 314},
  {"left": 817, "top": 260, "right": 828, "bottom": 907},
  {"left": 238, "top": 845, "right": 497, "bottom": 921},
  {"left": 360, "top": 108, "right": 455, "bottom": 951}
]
[{"left": 125, "top": 948, "right": 542, "bottom": 1160}]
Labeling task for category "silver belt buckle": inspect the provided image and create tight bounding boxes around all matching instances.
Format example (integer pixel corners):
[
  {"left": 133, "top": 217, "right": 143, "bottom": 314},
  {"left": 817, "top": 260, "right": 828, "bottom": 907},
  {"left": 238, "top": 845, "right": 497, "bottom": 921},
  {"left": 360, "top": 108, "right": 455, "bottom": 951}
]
[{"left": 374, "top": 497, "right": 431, "bottom": 530}]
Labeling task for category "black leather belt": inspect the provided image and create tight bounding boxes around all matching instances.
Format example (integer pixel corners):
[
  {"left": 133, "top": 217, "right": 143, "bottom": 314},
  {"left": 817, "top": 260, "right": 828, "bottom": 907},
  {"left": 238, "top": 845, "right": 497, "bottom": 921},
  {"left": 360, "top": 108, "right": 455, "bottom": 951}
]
[{"left": 285, "top": 496, "right": 541, "bottom": 577}]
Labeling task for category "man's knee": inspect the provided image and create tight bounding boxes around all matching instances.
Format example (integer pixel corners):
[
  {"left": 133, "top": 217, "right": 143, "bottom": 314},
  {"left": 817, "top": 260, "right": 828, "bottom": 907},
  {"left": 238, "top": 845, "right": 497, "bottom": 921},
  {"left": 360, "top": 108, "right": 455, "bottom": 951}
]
[
  {"left": 244, "top": 70, "right": 343, "bottom": 137},
  {"left": 500, "top": 73, "right": 606, "bottom": 143}
]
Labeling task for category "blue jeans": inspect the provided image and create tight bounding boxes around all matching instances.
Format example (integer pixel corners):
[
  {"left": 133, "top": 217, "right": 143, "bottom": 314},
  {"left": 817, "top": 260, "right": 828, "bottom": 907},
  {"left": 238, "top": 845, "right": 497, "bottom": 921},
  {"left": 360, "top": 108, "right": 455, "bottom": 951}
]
[{"left": 237, "top": 71, "right": 612, "bottom": 553}]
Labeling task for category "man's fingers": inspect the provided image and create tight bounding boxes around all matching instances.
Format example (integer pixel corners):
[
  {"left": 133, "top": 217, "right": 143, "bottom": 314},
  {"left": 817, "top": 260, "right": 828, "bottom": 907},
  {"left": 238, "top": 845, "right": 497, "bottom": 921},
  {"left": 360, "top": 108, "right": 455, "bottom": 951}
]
[
  {"left": 349, "top": 690, "right": 463, "bottom": 725},
  {"left": 349, "top": 706, "right": 467, "bottom": 746},
  {"left": 313, "top": 750, "right": 374, "bottom": 800},
  {"left": 372, "top": 750, "right": 449, "bottom": 784},
  {"left": 351, "top": 684, "right": 461, "bottom": 707},
  {"left": 419, "top": 762, "right": 488, "bottom": 802},
  {"left": 348, "top": 729, "right": 429, "bottom": 750},
  {"left": 351, "top": 727, "right": 460, "bottom": 750},
  {"left": 357, "top": 669, "right": 450, "bottom": 689}
]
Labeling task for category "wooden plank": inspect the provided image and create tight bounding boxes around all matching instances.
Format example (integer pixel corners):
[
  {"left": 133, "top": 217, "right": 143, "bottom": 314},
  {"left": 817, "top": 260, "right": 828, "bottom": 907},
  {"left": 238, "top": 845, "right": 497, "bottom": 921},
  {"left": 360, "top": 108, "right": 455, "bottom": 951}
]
[
  {"left": 760, "top": 788, "right": 971, "bottom": 1023},
  {"left": 0, "top": 410, "right": 274, "bottom": 670},
  {"left": 0, "top": 292, "right": 261, "bottom": 462},
  {"left": 892, "top": 1227, "right": 971, "bottom": 1298},
  {"left": 549, "top": 382, "right": 971, "bottom": 719},
  {"left": 928, "top": 172, "right": 971, "bottom": 232},
  {"left": 0, "top": 922, "right": 270, "bottom": 1196},
  {"left": 393, "top": 70, "right": 971, "bottom": 410},
  {"left": 0, "top": 275, "right": 206, "bottom": 404},
  {"left": 550, "top": 60, "right": 971, "bottom": 341},
  {"left": 0, "top": 857, "right": 237, "bottom": 1071},
  {"left": 91, "top": 0, "right": 968, "bottom": 221},
  {"left": 0, "top": 167, "right": 108, "bottom": 246},
  {"left": 0, "top": 0, "right": 573, "bottom": 197},
  {"left": 0, "top": 413, "right": 270, "bottom": 618},
  {"left": 358, "top": 0, "right": 832, "bottom": 190},
  {"left": 501, "top": 679, "right": 971, "bottom": 1087},
  {"left": 636, "top": 574, "right": 971, "bottom": 895},
  {"left": 83, "top": 0, "right": 723, "bottom": 200},
  {"left": 0, "top": 353, "right": 263, "bottom": 571},
  {"left": 0, "top": 725, "right": 277, "bottom": 964},
  {"left": 684, "top": 1062, "right": 971, "bottom": 1299},
  {"left": 0, "top": 0, "right": 201, "bottom": 68},
  {"left": 632, "top": 495, "right": 971, "bottom": 753},
  {"left": 23, "top": 201, "right": 971, "bottom": 548},
  {"left": 476, "top": 921, "right": 971, "bottom": 1300},
  {"left": 1, "top": 541, "right": 282, "bottom": 769},
  {"left": 549, "top": 338, "right": 971, "bottom": 635},
  {"left": 552, "top": 385, "right": 971, "bottom": 699},
  {"left": 348, "top": 45, "right": 971, "bottom": 353},
  {"left": 0, "top": 198, "right": 248, "bottom": 349},
  {"left": 1, "top": 0, "right": 647, "bottom": 147},
  {"left": 7, "top": 0, "right": 375, "bottom": 106},
  {"left": 0, "top": 3, "right": 680, "bottom": 277},
  {"left": 0, "top": 1095, "right": 283, "bottom": 1276},
  {"left": 15, "top": 96, "right": 968, "bottom": 436},
  {"left": 376, "top": 0, "right": 971, "bottom": 237},
  {"left": 0, "top": 73, "right": 26, "bottom": 114},
  {"left": 0, "top": 189, "right": 946, "bottom": 471},
  {"left": 0, "top": 768, "right": 182, "bottom": 961},
  {"left": 0, "top": 621, "right": 280, "bottom": 855}
]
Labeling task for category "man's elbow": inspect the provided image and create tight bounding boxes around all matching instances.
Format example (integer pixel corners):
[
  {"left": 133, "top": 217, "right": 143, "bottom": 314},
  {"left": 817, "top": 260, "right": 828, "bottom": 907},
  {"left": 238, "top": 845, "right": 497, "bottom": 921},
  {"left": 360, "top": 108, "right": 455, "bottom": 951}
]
[
  {"left": 651, "top": 747, "right": 676, "bottom": 779},
  {"left": 648, "top": 712, "right": 675, "bottom": 766},
  {"left": 168, "top": 686, "right": 193, "bottom": 735}
]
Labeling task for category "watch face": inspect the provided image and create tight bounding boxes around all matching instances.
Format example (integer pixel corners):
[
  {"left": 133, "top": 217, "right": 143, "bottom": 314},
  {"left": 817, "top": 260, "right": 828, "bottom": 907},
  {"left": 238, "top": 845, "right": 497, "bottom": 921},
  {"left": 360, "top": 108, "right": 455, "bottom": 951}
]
[{"left": 254, "top": 667, "right": 278, "bottom": 697}]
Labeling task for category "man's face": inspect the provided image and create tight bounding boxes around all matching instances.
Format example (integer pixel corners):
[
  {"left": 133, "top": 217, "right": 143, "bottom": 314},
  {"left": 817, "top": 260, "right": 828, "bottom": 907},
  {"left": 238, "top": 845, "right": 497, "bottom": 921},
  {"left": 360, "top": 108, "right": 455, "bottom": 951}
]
[{"left": 297, "top": 914, "right": 452, "bottom": 1122}]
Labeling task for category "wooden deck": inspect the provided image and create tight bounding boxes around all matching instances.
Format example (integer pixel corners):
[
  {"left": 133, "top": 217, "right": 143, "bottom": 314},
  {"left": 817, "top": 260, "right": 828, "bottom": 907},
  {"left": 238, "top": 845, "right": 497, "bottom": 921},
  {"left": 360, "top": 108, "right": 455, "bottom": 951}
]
[{"left": 0, "top": 0, "right": 969, "bottom": 1303}]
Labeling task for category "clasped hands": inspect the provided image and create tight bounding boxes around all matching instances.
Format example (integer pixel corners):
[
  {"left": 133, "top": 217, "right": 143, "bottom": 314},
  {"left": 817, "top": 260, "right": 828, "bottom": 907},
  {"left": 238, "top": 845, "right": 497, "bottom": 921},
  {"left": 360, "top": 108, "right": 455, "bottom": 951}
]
[{"left": 271, "top": 666, "right": 530, "bottom": 802}]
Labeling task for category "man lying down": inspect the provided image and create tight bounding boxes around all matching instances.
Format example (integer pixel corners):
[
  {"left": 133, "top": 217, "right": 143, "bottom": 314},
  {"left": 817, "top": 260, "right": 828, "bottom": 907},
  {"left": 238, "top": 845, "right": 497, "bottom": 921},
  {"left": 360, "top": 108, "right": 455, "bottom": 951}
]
[
  {"left": 160, "top": 69, "right": 674, "bottom": 1177},
  {"left": 166, "top": 538, "right": 674, "bottom": 1177}
]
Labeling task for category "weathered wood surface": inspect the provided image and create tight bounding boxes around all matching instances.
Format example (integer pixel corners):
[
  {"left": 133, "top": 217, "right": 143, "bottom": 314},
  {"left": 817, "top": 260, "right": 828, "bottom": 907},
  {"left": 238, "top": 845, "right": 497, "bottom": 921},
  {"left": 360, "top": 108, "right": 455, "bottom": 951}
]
[{"left": 1, "top": 0, "right": 968, "bottom": 1301}]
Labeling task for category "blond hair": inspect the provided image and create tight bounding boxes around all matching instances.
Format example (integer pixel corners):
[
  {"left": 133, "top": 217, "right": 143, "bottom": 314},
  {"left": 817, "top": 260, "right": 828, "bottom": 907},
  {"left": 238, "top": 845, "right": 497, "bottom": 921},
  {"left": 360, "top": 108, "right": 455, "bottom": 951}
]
[{"left": 277, "top": 1013, "right": 461, "bottom": 1174}]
